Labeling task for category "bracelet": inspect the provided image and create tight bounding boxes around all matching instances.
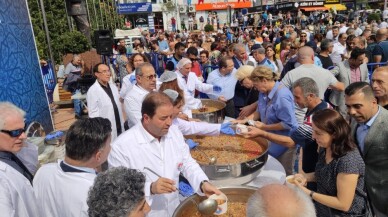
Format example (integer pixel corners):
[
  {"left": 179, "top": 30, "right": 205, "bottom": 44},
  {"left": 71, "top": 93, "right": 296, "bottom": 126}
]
[
  {"left": 310, "top": 191, "right": 314, "bottom": 198},
  {"left": 200, "top": 180, "right": 209, "bottom": 193}
]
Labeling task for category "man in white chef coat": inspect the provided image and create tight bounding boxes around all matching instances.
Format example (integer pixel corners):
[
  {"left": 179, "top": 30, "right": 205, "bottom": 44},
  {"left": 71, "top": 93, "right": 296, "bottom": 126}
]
[
  {"left": 175, "top": 58, "right": 221, "bottom": 113},
  {"left": 33, "top": 117, "right": 112, "bottom": 217},
  {"left": 108, "top": 92, "right": 221, "bottom": 217},
  {"left": 0, "top": 102, "right": 39, "bottom": 217},
  {"left": 124, "top": 62, "right": 157, "bottom": 129},
  {"left": 87, "top": 63, "right": 124, "bottom": 141}
]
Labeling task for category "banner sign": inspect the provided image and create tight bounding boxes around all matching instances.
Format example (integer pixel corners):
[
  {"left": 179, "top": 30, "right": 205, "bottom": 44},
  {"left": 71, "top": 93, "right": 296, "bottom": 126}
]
[
  {"left": 299, "top": 1, "right": 324, "bottom": 7},
  {"left": 117, "top": 3, "right": 152, "bottom": 14},
  {"left": 195, "top": 2, "right": 251, "bottom": 11}
]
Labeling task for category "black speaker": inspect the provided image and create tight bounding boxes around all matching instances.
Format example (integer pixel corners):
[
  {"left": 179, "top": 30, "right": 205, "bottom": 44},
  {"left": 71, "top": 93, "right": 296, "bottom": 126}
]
[{"left": 94, "top": 30, "right": 113, "bottom": 55}]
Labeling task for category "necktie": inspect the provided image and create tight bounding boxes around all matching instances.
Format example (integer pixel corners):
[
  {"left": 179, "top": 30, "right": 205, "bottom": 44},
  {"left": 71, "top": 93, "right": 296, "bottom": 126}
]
[{"left": 183, "top": 76, "right": 188, "bottom": 83}]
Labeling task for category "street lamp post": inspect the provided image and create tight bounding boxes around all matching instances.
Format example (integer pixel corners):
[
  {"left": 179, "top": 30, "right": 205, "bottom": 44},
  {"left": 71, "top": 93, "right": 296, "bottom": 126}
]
[{"left": 38, "top": 0, "right": 55, "bottom": 69}]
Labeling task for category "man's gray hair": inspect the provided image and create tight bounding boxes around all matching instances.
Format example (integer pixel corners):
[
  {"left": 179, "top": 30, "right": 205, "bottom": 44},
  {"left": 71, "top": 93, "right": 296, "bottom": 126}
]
[
  {"left": 135, "top": 62, "right": 154, "bottom": 76},
  {"left": 292, "top": 77, "right": 320, "bottom": 98},
  {"left": 233, "top": 43, "right": 245, "bottom": 53},
  {"left": 0, "top": 102, "right": 26, "bottom": 130},
  {"left": 246, "top": 184, "right": 316, "bottom": 217},
  {"left": 87, "top": 167, "right": 146, "bottom": 217}
]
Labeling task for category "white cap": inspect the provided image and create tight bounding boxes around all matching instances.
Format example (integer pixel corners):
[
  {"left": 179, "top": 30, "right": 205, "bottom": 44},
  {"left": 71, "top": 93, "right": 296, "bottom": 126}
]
[
  {"left": 159, "top": 70, "right": 177, "bottom": 82},
  {"left": 163, "top": 89, "right": 179, "bottom": 102}
]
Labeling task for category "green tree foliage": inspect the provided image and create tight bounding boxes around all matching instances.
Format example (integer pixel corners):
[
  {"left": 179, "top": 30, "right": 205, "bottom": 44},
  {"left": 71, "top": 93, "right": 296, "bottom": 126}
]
[
  {"left": 204, "top": 24, "right": 214, "bottom": 33},
  {"left": 53, "top": 31, "right": 91, "bottom": 56},
  {"left": 368, "top": 13, "right": 381, "bottom": 23},
  {"left": 28, "top": 0, "right": 122, "bottom": 63}
]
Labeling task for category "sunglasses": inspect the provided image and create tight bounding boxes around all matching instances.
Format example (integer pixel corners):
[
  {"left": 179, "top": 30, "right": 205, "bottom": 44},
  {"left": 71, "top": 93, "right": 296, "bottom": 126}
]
[
  {"left": 141, "top": 74, "right": 157, "bottom": 80},
  {"left": 1, "top": 129, "right": 25, "bottom": 137},
  {"left": 300, "top": 35, "right": 306, "bottom": 37}
]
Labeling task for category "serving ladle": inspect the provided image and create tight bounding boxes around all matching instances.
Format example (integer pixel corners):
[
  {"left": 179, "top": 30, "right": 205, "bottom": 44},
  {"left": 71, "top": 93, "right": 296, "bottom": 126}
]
[
  {"left": 194, "top": 147, "right": 217, "bottom": 165},
  {"left": 143, "top": 167, "right": 218, "bottom": 215}
]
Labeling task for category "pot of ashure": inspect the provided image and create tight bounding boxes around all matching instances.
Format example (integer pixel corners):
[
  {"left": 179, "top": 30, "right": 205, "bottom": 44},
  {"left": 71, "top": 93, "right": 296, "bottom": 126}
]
[
  {"left": 187, "top": 135, "right": 269, "bottom": 186},
  {"left": 173, "top": 185, "right": 258, "bottom": 217},
  {"left": 191, "top": 99, "right": 226, "bottom": 123}
]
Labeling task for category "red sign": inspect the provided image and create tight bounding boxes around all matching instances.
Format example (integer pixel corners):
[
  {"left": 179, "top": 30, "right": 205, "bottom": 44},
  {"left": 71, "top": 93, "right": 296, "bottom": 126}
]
[{"left": 195, "top": 1, "right": 252, "bottom": 11}]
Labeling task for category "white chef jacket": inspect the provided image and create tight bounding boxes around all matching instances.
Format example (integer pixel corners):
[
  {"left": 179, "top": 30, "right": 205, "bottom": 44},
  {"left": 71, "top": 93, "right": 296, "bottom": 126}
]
[
  {"left": 175, "top": 71, "right": 214, "bottom": 111},
  {"left": 173, "top": 118, "right": 220, "bottom": 136},
  {"left": 0, "top": 161, "right": 39, "bottom": 217},
  {"left": 33, "top": 160, "right": 96, "bottom": 217},
  {"left": 124, "top": 84, "right": 150, "bottom": 129},
  {"left": 108, "top": 123, "right": 208, "bottom": 217},
  {"left": 119, "top": 71, "right": 135, "bottom": 98},
  {"left": 87, "top": 80, "right": 124, "bottom": 141}
]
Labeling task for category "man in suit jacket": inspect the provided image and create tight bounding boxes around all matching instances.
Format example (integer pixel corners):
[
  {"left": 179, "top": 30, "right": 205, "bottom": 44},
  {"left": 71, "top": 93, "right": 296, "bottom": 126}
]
[
  {"left": 330, "top": 47, "right": 369, "bottom": 119},
  {"left": 345, "top": 82, "right": 388, "bottom": 216},
  {"left": 232, "top": 44, "right": 249, "bottom": 118}
]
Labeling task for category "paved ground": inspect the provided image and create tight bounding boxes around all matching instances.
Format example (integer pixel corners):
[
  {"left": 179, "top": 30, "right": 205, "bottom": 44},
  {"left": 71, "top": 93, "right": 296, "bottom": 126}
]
[{"left": 52, "top": 107, "right": 76, "bottom": 131}]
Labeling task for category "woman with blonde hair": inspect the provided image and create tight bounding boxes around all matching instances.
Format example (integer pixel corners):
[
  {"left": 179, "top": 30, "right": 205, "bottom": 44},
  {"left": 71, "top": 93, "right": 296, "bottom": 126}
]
[
  {"left": 235, "top": 65, "right": 259, "bottom": 119},
  {"left": 234, "top": 66, "right": 298, "bottom": 175}
]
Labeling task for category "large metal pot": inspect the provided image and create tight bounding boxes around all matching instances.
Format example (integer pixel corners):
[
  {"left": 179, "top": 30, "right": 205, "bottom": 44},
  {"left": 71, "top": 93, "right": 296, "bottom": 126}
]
[
  {"left": 192, "top": 99, "right": 226, "bottom": 123},
  {"left": 173, "top": 185, "right": 257, "bottom": 217},
  {"left": 190, "top": 135, "right": 269, "bottom": 186}
]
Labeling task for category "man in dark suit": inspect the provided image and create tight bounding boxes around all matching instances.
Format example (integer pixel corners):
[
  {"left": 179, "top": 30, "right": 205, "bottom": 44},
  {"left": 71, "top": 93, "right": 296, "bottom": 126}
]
[
  {"left": 232, "top": 44, "right": 249, "bottom": 118},
  {"left": 345, "top": 82, "right": 388, "bottom": 216}
]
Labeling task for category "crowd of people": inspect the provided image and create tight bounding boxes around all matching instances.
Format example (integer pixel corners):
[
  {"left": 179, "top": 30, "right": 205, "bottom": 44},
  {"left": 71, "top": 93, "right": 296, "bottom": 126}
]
[{"left": 1, "top": 8, "right": 388, "bottom": 217}]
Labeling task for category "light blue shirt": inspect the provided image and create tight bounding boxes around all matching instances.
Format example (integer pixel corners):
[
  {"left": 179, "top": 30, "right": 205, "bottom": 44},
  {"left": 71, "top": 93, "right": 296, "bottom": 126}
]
[
  {"left": 257, "top": 81, "right": 298, "bottom": 157},
  {"left": 158, "top": 40, "right": 168, "bottom": 51},
  {"left": 258, "top": 57, "right": 277, "bottom": 73},
  {"left": 356, "top": 107, "right": 380, "bottom": 154},
  {"left": 206, "top": 68, "right": 237, "bottom": 100}
]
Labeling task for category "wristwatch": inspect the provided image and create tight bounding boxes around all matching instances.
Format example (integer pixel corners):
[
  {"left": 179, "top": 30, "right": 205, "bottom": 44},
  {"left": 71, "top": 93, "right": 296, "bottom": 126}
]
[{"left": 200, "top": 180, "right": 209, "bottom": 193}]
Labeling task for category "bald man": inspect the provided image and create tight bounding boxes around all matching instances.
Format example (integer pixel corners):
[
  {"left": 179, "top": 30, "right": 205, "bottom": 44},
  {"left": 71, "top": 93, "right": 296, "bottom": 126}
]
[
  {"left": 246, "top": 184, "right": 316, "bottom": 217},
  {"left": 372, "top": 66, "right": 388, "bottom": 109},
  {"left": 372, "top": 28, "right": 388, "bottom": 67},
  {"left": 282, "top": 46, "right": 344, "bottom": 123}
]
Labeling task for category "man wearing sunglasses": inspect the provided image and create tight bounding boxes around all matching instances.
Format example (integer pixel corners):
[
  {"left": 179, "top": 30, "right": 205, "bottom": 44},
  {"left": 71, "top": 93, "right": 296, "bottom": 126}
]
[
  {"left": 0, "top": 102, "right": 39, "bottom": 216},
  {"left": 124, "top": 62, "right": 157, "bottom": 129}
]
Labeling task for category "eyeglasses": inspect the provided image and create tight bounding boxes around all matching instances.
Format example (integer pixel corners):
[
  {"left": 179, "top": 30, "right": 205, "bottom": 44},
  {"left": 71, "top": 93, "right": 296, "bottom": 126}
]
[
  {"left": 291, "top": 47, "right": 298, "bottom": 49},
  {"left": 141, "top": 74, "right": 157, "bottom": 80},
  {"left": 300, "top": 35, "right": 307, "bottom": 37},
  {"left": 1, "top": 129, "right": 25, "bottom": 137},
  {"left": 187, "top": 41, "right": 193, "bottom": 43},
  {"left": 200, "top": 55, "right": 207, "bottom": 58}
]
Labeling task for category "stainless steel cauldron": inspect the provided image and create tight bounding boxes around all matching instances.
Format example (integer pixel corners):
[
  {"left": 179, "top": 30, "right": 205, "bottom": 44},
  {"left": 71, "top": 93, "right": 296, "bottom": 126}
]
[
  {"left": 173, "top": 185, "right": 258, "bottom": 217},
  {"left": 192, "top": 99, "right": 226, "bottom": 123},
  {"left": 190, "top": 135, "right": 269, "bottom": 186}
]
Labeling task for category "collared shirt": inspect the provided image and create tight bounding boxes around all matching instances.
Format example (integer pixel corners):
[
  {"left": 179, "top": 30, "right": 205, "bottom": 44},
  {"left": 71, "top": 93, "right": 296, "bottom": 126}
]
[
  {"left": 124, "top": 84, "right": 151, "bottom": 128},
  {"left": 350, "top": 66, "right": 361, "bottom": 83},
  {"left": 356, "top": 107, "right": 380, "bottom": 154},
  {"left": 138, "top": 123, "right": 166, "bottom": 160},
  {"left": 61, "top": 160, "right": 97, "bottom": 174},
  {"left": 258, "top": 57, "right": 276, "bottom": 72},
  {"left": 257, "top": 81, "right": 298, "bottom": 157},
  {"left": 99, "top": 82, "right": 122, "bottom": 135},
  {"left": 0, "top": 151, "right": 33, "bottom": 183},
  {"left": 206, "top": 68, "right": 237, "bottom": 100},
  {"left": 330, "top": 42, "right": 346, "bottom": 65}
]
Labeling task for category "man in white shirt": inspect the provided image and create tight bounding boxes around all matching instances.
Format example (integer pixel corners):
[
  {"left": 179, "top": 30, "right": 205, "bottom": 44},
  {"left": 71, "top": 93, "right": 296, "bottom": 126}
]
[
  {"left": 207, "top": 57, "right": 237, "bottom": 117},
  {"left": 0, "top": 102, "right": 38, "bottom": 217},
  {"left": 330, "top": 33, "right": 347, "bottom": 65},
  {"left": 124, "top": 63, "right": 156, "bottom": 128},
  {"left": 175, "top": 58, "right": 220, "bottom": 113},
  {"left": 108, "top": 92, "right": 221, "bottom": 217},
  {"left": 326, "top": 25, "right": 340, "bottom": 43},
  {"left": 33, "top": 117, "right": 112, "bottom": 217}
]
